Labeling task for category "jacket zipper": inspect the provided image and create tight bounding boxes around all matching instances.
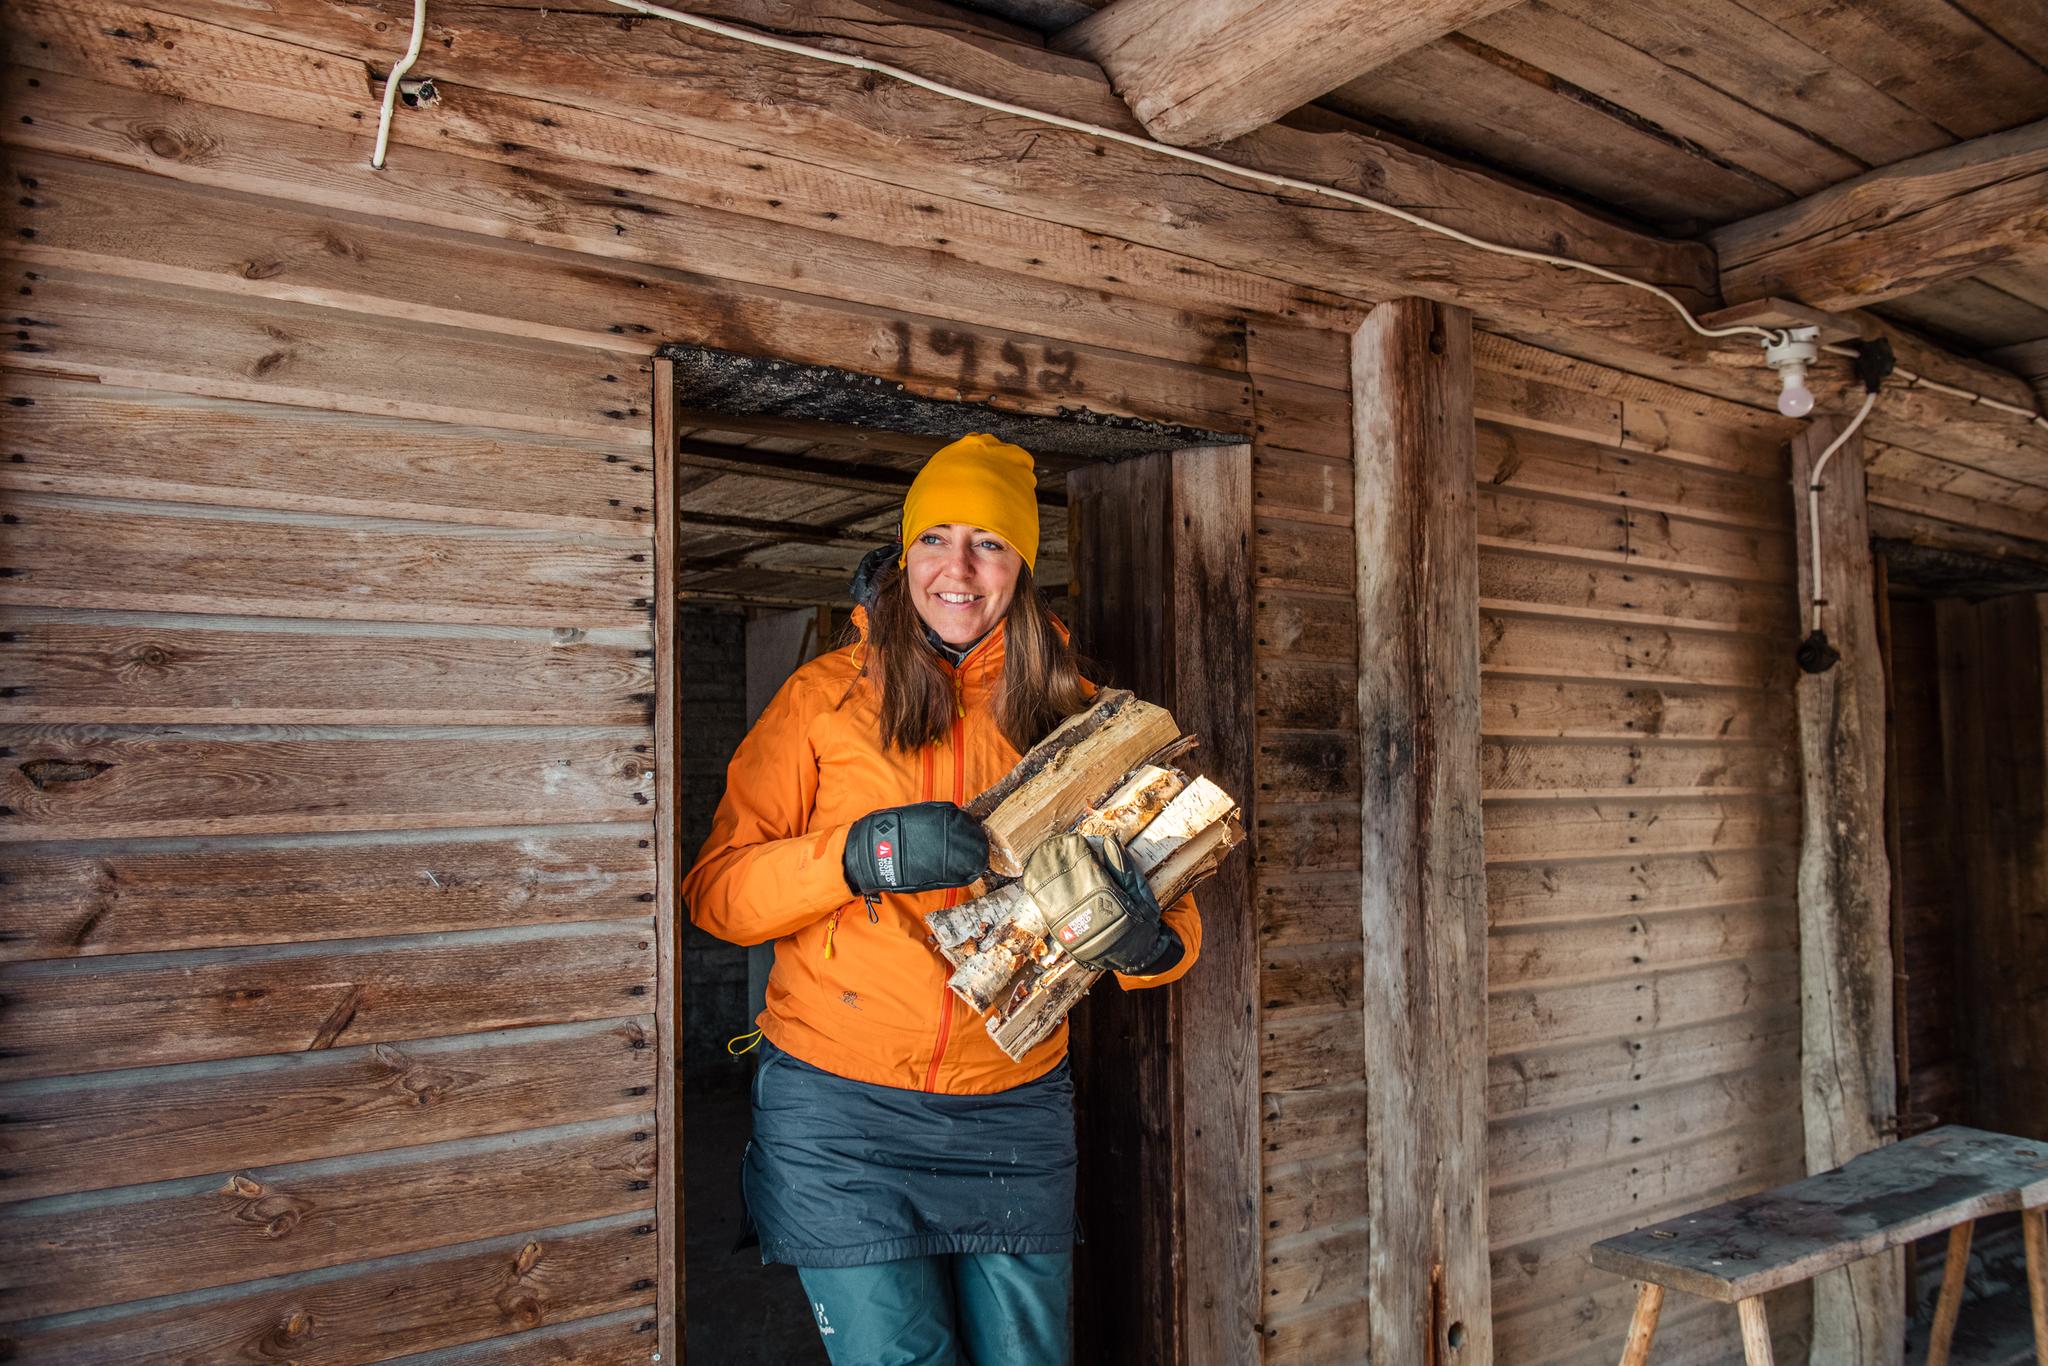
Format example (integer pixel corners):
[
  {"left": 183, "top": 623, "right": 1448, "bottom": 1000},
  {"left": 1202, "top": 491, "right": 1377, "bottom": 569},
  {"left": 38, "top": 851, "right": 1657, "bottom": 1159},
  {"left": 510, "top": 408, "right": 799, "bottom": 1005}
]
[{"left": 922, "top": 687, "right": 969, "bottom": 1091}]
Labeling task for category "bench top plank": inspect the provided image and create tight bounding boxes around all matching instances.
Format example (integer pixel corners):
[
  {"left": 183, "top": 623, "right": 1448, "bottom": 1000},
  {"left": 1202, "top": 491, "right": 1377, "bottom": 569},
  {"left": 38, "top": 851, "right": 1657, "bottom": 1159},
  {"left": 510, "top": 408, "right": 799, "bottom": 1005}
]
[{"left": 1590, "top": 1126, "right": 2048, "bottom": 1302}]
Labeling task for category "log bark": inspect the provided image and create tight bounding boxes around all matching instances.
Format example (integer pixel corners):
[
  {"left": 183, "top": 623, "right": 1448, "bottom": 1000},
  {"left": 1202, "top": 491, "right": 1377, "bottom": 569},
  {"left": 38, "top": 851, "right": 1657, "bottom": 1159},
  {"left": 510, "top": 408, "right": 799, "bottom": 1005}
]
[
  {"left": 1353, "top": 298, "right": 1492, "bottom": 1366},
  {"left": 1790, "top": 417, "right": 1903, "bottom": 1365}
]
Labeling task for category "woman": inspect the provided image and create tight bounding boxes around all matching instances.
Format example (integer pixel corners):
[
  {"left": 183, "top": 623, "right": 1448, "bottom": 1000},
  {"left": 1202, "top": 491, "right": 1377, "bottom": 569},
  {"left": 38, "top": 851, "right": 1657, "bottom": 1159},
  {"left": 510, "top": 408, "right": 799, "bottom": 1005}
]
[{"left": 683, "top": 432, "right": 1201, "bottom": 1364}]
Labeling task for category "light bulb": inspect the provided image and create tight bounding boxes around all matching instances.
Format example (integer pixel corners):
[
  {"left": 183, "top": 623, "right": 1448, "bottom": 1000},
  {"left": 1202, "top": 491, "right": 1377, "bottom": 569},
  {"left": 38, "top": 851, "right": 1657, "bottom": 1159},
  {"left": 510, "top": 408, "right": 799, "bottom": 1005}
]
[{"left": 1776, "top": 362, "right": 1814, "bottom": 418}]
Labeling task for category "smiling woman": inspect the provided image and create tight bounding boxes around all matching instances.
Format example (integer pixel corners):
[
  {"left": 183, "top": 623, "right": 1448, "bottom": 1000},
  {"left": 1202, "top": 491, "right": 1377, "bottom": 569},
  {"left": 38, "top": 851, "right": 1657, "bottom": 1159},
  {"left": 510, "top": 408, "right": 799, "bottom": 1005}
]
[{"left": 681, "top": 431, "right": 1201, "bottom": 1365}]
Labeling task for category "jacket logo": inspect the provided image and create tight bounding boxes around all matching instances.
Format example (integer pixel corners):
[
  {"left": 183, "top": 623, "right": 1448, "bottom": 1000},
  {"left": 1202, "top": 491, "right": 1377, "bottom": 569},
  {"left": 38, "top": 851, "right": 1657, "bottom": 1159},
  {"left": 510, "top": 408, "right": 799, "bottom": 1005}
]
[
  {"left": 875, "top": 838, "right": 897, "bottom": 886},
  {"left": 1059, "top": 908, "right": 1093, "bottom": 943}
]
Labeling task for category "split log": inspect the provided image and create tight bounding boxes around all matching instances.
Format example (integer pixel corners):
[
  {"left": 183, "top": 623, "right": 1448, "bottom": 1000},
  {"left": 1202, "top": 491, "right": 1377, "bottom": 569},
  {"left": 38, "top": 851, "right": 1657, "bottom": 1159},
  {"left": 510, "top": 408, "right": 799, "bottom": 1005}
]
[
  {"left": 965, "top": 688, "right": 1183, "bottom": 877},
  {"left": 930, "top": 689, "right": 1245, "bottom": 1060}
]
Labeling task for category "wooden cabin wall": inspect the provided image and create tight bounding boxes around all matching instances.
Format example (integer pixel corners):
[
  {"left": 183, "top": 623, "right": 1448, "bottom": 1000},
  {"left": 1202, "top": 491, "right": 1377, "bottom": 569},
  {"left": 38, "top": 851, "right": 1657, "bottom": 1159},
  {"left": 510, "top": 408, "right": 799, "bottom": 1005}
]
[
  {"left": 1467, "top": 337, "right": 1816, "bottom": 1366},
  {"left": 0, "top": 0, "right": 1296, "bottom": 1358},
  {"left": 4, "top": 1, "right": 2043, "bottom": 1363}
]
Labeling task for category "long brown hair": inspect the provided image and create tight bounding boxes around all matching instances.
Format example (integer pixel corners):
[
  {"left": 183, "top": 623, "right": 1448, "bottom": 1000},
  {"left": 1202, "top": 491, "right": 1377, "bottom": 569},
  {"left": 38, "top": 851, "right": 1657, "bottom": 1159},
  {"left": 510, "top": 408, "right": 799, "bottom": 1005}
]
[{"left": 856, "top": 559, "right": 1090, "bottom": 753}]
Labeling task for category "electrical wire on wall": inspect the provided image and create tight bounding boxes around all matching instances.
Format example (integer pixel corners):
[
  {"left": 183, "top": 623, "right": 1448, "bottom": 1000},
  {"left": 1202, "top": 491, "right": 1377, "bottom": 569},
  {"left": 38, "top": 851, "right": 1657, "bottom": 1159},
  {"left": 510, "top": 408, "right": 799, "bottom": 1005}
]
[{"left": 366, "top": 0, "right": 2046, "bottom": 667}]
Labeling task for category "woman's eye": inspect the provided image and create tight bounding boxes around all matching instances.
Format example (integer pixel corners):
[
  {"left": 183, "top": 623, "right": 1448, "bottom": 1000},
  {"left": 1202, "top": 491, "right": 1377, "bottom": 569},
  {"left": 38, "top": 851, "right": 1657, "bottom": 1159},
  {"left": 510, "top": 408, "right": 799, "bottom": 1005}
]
[{"left": 976, "top": 539, "right": 1004, "bottom": 552}]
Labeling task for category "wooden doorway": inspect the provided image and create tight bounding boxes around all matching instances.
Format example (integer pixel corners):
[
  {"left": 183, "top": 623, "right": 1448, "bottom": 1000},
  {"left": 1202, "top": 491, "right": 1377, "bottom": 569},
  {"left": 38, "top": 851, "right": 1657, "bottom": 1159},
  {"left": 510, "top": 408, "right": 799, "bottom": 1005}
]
[{"left": 660, "top": 350, "right": 1257, "bottom": 1360}]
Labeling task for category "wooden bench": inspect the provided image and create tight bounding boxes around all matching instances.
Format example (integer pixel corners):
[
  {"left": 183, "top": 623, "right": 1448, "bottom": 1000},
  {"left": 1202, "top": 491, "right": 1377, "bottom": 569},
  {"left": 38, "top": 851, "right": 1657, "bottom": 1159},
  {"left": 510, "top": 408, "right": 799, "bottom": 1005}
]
[{"left": 1590, "top": 1126, "right": 2048, "bottom": 1366}]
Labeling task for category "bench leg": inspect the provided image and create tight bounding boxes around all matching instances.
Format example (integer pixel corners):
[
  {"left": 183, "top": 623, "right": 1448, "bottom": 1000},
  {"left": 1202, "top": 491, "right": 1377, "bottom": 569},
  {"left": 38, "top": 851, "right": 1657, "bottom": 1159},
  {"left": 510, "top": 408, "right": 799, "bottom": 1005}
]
[
  {"left": 2024, "top": 1206, "right": 2047, "bottom": 1365},
  {"left": 1618, "top": 1282, "right": 1664, "bottom": 1366},
  {"left": 1928, "top": 1219, "right": 1974, "bottom": 1366},
  {"left": 1735, "top": 1295, "right": 1775, "bottom": 1366}
]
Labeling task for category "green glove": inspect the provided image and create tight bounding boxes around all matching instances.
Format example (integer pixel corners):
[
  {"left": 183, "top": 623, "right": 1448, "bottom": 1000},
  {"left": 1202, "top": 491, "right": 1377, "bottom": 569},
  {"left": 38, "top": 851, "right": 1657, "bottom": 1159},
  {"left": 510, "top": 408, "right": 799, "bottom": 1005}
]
[{"left": 1022, "top": 832, "right": 1174, "bottom": 974}]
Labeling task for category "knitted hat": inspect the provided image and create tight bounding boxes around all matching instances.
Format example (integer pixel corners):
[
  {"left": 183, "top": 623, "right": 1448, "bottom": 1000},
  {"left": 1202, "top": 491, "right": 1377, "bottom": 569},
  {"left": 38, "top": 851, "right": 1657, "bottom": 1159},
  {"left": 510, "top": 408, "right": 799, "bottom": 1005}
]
[{"left": 899, "top": 433, "right": 1040, "bottom": 571}]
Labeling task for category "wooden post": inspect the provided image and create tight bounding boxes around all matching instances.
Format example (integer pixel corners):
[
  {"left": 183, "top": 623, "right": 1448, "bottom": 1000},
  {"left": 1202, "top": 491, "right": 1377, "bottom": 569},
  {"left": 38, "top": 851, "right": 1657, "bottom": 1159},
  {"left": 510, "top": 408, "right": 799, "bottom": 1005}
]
[
  {"left": 2024, "top": 1206, "right": 2048, "bottom": 1363},
  {"left": 1736, "top": 1296, "right": 1776, "bottom": 1366},
  {"left": 1790, "top": 417, "right": 1903, "bottom": 1365},
  {"left": 1167, "top": 445, "right": 1259, "bottom": 1366},
  {"left": 652, "top": 356, "right": 683, "bottom": 1361},
  {"left": 1619, "top": 1282, "right": 1665, "bottom": 1366},
  {"left": 1925, "top": 1219, "right": 1973, "bottom": 1366},
  {"left": 1068, "top": 445, "right": 1258, "bottom": 1366},
  {"left": 1352, "top": 298, "right": 1492, "bottom": 1365}
]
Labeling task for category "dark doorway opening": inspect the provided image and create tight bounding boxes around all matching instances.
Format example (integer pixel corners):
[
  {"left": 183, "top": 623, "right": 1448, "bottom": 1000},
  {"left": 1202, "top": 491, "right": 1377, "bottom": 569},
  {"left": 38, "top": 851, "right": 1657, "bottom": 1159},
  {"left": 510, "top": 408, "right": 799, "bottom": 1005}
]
[{"left": 665, "top": 346, "right": 1248, "bottom": 1363}]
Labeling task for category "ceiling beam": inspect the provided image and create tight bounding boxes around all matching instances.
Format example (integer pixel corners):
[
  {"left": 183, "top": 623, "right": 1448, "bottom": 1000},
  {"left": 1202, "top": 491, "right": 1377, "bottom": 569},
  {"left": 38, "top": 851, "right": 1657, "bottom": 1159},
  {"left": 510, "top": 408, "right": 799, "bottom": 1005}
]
[
  {"left": 1055, "top": 0, "right": 1524, "bottom": 147},
  {"left": 1713, "top": 117, "right": 2048, "bottom": 312}
]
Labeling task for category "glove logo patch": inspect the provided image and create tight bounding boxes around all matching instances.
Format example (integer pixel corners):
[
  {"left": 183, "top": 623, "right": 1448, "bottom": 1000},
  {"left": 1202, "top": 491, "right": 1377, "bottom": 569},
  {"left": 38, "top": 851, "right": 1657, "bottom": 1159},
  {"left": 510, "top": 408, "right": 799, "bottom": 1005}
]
[
  {"left": 1058, "top": 908, "right": 1093, "bottom": 943},
  {"left": 874, "top": 839, "right": 897, "bottom": 886}
]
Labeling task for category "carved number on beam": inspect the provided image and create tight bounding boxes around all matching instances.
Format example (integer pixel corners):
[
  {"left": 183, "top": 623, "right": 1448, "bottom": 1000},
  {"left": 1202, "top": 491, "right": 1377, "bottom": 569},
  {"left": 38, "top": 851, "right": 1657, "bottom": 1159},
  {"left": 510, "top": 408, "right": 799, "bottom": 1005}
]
[
  {"left": 1790, "top": 418, "right": 1903, "bottom": 1365},
  {"left": 1353, "top": 298, "right": 1492, "bottom": 1365}
]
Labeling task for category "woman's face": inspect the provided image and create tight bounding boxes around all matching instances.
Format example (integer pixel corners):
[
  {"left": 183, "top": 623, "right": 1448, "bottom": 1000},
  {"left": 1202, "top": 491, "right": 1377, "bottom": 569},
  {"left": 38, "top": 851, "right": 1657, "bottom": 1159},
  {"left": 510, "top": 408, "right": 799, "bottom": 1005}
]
[{"left": 903, "top": 523, "right": 1023, "bottom": 648}]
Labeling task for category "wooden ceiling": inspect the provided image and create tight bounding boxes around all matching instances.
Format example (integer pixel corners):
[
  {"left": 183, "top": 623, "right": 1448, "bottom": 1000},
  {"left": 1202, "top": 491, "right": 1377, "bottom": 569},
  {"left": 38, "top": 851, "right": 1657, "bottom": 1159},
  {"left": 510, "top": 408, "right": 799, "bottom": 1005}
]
[
  {"left": 676, "top": 417, "right": 1072, "bottom": 609},
  {"left": 968, "top": 0, "right": 2048, "bottom": 387}
]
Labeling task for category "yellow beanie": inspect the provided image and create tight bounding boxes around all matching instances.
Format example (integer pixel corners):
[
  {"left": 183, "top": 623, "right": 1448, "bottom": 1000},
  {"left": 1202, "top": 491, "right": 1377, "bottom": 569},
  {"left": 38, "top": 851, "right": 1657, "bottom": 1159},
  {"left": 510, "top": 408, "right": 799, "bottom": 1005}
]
[{"left": 899, "top": 433, "right": 1040, "bottom": 571}]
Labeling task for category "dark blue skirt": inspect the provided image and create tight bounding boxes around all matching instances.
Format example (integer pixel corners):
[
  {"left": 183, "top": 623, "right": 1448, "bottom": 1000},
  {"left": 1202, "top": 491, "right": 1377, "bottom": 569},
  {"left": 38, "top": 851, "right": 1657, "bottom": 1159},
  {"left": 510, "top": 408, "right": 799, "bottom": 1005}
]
[{"left": 743, "top": 1040, "right": 1079, "bottom": 1268}]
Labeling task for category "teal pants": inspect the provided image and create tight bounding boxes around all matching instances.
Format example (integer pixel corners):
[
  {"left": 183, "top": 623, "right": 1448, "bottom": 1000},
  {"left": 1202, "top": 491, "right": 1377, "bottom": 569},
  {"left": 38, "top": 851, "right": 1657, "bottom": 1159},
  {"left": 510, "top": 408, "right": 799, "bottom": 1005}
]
[{"left": 795, "top": 1251, "right": 1072, "bottom": 1365}]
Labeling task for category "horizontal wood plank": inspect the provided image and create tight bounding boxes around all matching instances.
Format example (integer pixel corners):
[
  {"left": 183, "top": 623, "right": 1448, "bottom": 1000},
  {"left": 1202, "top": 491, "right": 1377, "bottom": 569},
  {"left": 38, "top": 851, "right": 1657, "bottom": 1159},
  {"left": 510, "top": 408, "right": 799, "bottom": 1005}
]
[
  {"left": 1479, "top": 488, "right": 1795, "bottom": 584},
  {"left": 0, "top": 726, "right": 656, "bottom": 840},
  {"left": 1489, "top": 900, "right": 1797, "bottom": 989},
  {"left": 1486, "top": 847, "right": 1797, "bottom": 928},
  {"left": 2, "top": 150, "right": 1256, "bottom": 428},
  {"left": 0, "top": 921, "right": 656, "bottom": 1080},
  {"left": 1479, "top": 552, "right": 1797, "bottom": 635},
  {"left": 0, "top": 1016, "right": 656, "bottom": 1200},
  {"left": 0, "top": 1115, "right": 657, "bottom": 1319},
  {"left": 1, "top": 495, "right": 651, "bottom": 627},
  {"left": 0, "top": 612, "right": 654, "bottom": 726},
  {"left": 5, "top": 1216, "right": 656, "bottom": 1365},
  {"left": 8, "top": 264, "right": 655, "bottom": 443},
  {"left": 1477, "top": 422, "right": 1785, "bottom": 530},
  {"left": 1489, "top": 951, "right": 1800, "bottom": 1055},
  {"left": 1481, "top": 611, "right": 1793, "bottom": 691},
  {"left": 1487, "top": 1001, "right": 1800, "bottom": 1122},
  {"left": 1482, "top": 677, "right": 1790, "bottom": 744},
  {"left": 1483, "top": 796, "right": 1799, "bottom": 864},
  {"left": 1479, "top": 737, "right": 1794, "bottom": 800},
  {"left": 0, "top": 374, "right": 649, "bottom": 533},
  {"left": 2, "top": 825, "right": 657, "bottom": 960}
]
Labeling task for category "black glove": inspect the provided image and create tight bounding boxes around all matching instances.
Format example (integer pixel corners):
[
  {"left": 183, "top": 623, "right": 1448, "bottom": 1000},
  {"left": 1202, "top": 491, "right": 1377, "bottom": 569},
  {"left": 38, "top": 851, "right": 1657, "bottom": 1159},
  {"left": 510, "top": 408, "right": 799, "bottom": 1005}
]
[
  {"left": 843, "top": 802, "right": 989, "bottom": 897},
  {"left": 1022, "top": 832, "right": 1177, "bottom": 974}
]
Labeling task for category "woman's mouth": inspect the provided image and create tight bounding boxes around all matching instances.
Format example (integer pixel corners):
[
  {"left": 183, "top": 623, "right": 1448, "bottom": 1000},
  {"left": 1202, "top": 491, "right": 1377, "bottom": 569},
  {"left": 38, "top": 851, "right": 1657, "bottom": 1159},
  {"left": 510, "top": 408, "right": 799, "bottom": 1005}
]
[{"left": 935, "top": 592, "right": 982, "bottom": 606}]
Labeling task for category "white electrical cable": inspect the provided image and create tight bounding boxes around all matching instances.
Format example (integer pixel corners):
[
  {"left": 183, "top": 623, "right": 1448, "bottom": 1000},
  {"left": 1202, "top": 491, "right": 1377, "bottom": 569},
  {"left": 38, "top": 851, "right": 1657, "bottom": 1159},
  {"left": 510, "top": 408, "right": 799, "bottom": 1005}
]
[
  {"left": 1823, "top": 342, "right": 2048, "bottom": 431},
  {"left": 370, "top": 0, "right": 428, "bottom": 170},
  {"left": 1804, "top": 388, "right": 1880, "bottom": 634},
  {"left": 364, "top": 0, "right": 2048, "bottom": 437}
]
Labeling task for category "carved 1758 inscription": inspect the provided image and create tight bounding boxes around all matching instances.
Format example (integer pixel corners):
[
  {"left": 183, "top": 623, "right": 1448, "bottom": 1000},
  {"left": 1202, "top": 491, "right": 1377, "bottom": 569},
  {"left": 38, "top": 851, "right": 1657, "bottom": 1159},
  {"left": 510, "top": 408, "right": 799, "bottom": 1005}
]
[{"left": 891, "top": 322, "right": 1083, "bottom": 399}]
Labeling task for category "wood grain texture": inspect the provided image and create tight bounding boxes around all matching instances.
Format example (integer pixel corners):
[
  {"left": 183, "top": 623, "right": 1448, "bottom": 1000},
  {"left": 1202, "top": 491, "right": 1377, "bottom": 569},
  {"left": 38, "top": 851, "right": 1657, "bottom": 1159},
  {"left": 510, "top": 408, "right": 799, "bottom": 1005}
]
[
  {"left": 1789, "top": 420, "right": 1902, "bottom": 1364},
  {"left": 0, "top": 826, "right": 657, "bottom": 960},
  {"left": 3, "top": 1221, "right": 657, "bottom": 1365},
  {"left": 0, "top": 1115, "right": 657, "bottom": 1320},
  {"left": 7, "top": 264, "right": 655, "bottom": 444},
  {"left": 0, "top": 1017, "right": 655, "bottom": 1201},
  {"left": 0, "top": 612, "right": 655, "bottom": 726},
  {"left": 0, "top": 374, "right": 647, "bottom": 533},
  {"left": 1055, "top": 0, "right": 1520, "bottom": 147},
  {"left": 0, "top": 726, "right": 656, "bottom": 840},
  {"left": 649, "top": 356, "right": 681, "bottom": 1360},
  {"left": 0, "top": 921, "right": 655, "bottom": 1080},
  {"left": 1714, "top": 117, "right": 2048, "bottom": 310},
  {"left": 1168, "top": 444, "right": 1261, "bottom": 1366},
  {"left": 1352, "top": 299, "right": 1491, "bottom": 1365},
  {"left": 1, "top": 494, "right": 651, "bottom": 628}
]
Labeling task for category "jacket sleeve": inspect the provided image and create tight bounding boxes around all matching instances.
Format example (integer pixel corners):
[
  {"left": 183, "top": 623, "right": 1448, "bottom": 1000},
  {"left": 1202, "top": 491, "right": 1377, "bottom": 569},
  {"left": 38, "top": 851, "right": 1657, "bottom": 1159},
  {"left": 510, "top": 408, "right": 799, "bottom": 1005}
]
[
  {"left": 1114, "top": 889, "right": 1201, "bottom": 990},
  {"left": 681, "top": 675, "right": 855, "bottom": 947}
]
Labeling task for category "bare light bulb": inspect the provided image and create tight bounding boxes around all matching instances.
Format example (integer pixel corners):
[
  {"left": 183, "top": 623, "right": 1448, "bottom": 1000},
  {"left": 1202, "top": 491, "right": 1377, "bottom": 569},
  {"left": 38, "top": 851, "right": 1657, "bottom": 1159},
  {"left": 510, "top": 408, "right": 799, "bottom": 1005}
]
[{"left": 1776, "top": 361, "right": 1814, "bottom": 418}]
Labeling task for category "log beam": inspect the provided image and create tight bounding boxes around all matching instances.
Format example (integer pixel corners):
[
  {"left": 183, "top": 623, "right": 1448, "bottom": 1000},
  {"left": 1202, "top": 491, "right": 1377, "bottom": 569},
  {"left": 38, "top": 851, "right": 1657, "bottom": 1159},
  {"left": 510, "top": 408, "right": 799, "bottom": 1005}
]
[
  {"left": 1353, "top": 298, "right": 1491, "bottom": 1366},
  {"left": 1715, "top": 117, "right": 2048, "bottom": 311},
  {"left": 1789, "top": 417, "right": 1903, "bottom": 1365},
  {"left": 1055, "top": 0, "right": 1522, "bottom": 148}
]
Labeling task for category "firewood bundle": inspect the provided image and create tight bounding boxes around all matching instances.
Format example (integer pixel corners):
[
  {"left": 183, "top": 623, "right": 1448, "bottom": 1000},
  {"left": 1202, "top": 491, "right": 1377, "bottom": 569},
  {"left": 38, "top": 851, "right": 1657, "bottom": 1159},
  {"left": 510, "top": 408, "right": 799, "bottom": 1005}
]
[{"left": 924, "top": 689, "right": 1245, "bottom": 1061}]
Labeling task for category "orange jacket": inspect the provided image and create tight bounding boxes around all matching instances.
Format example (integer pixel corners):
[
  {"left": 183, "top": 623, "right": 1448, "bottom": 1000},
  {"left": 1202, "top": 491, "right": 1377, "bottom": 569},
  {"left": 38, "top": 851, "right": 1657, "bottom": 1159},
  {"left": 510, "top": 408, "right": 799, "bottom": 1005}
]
[{"left": 682, "top": 614, "right": 1201, "bottom": 1094}]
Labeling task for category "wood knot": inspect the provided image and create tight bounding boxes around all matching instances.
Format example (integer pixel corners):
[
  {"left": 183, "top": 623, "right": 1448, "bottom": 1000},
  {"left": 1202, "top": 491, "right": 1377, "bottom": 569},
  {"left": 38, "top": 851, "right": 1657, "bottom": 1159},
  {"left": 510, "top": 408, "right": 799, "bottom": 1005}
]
[
  {"left": 238, "top": 257, "right": 285, "bottom": 281},
  {"left": 20, "top": 758, "right": 111, "bottom": 791},
  {"left": 513, "top": 1240, "right": 543, "bottom": 1275},
  {"left": 137, "top": 122, "right": 216, "bottom": 164},
  {"left": 224, "top": 1174, "right": 264, "bottom": 1198}
]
